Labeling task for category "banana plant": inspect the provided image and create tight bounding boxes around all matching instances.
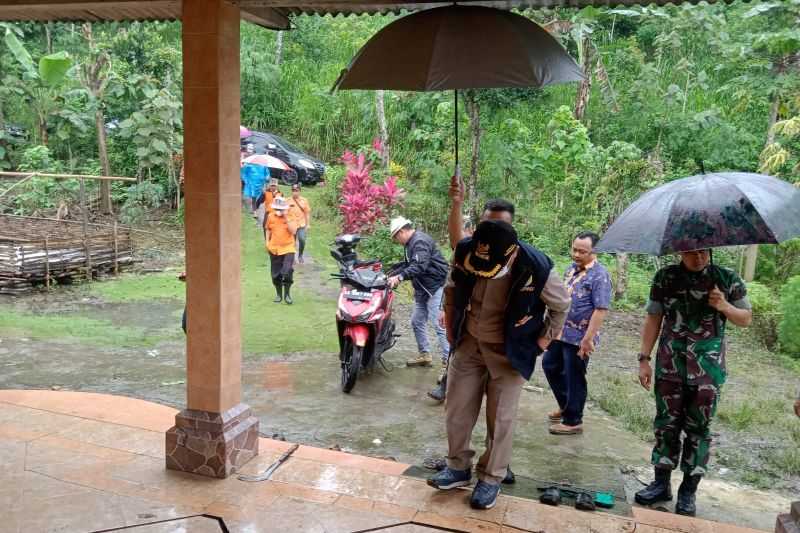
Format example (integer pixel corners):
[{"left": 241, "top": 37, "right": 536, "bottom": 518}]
[
  {"left": 3, "top": 24, "right": 73, "bottom": 146},
  {"left": 544, "top": 7, "right": 620, "bottom": 121}
]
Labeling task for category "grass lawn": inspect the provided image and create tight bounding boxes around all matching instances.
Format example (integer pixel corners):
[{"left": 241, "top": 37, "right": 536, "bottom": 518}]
[
  {"left": 0, "top": 186, "right": 340, "bottom": 356},
  {"left": 239, "top": 187, "right": 338, "bottom": 355},
  {"left": 0, "top": 308, "right": 177, "bottom": 348}
]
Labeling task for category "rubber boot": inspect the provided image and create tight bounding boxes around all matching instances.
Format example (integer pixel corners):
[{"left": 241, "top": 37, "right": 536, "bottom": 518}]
[
  {"left": 634, "top": 468, "right": 673, "bottom": 506},
  {"left": 427, "top": 373, "right": 446, "bottom": 402},
  {"left": 273, "top": 279, "right": 283, "bottom": 303},
  {"left": 675, "top": 473, "right": 701, "bottom": 516},
  {"left": 436, "top": 360, "right": 447, "bottom": 384},
  {"left": 283, "top": 283, "right": 293, "bottom": 305}
]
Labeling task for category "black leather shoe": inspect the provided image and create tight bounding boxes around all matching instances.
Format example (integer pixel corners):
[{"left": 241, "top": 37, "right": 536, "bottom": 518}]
[
  {"left": 635, "top": 468, "right": 673, "bottom": 506},
  {"left": 675, "top": 474, "right": 701, "bottom": 516}
]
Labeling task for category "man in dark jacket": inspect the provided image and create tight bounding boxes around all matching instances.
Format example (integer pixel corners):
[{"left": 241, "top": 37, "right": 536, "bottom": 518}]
[
  {"left": 388, "top": 216, "right": 451, "bottom": 370},
  {"left": 428, "top": 218, "right": 570, "bottom": 510}
]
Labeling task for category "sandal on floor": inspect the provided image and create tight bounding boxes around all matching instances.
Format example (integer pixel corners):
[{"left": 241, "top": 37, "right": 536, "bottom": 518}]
[
  {"left": 540, "top": 487, "right": 561, "bottom": 506},
  {"left": 575, "top": 492, "right": 596, "bottom": 511}
]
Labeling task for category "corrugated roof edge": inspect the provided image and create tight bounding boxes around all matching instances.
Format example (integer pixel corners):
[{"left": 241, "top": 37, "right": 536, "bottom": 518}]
[
  {"left": 276, "top": 0, "right": 744, "bottom": 16},
  {"left": 0, "top": 0, "right": 752, "bottom": 28}
]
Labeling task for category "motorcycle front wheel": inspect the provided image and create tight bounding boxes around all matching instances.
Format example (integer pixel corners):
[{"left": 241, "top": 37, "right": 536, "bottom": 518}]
[{"left": 341, "top": 344, "right": 363, "bottom": 393}]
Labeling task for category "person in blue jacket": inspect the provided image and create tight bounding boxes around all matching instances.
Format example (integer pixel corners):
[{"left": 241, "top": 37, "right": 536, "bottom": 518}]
[{"left": 241, "top": 162, "right": 269, "bottom": 212}]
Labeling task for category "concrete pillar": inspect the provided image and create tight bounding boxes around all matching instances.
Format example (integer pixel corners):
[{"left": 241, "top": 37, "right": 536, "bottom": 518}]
[{"left": 165, "top": 0, "right": 259, "bottom": 478}]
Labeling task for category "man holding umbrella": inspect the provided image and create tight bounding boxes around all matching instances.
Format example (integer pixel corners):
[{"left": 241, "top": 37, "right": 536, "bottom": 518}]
[
  {"left": 594, "top": 170, "right": 800, "bottom": 517},
  {"left": 634, "top": 249, "right": 752, "bottom": 516},
  {"left": 429, "top": 219, "right": 570, "bottom": 510}
]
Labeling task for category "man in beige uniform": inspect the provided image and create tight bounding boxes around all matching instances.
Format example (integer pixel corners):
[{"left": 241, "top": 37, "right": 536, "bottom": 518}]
[{"left": 428, "top": 216, "right": 570, "bottom": 510}]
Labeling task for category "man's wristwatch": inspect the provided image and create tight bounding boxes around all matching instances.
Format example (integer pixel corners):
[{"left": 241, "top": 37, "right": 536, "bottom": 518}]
[{"left": 637, "top": 352, "right": 651, "bottom": 362}]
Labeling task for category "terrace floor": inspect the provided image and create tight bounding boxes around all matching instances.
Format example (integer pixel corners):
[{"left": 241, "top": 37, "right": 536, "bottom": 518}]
[{"left": 0, "top": 389, "right": 768, "bottom": 533}]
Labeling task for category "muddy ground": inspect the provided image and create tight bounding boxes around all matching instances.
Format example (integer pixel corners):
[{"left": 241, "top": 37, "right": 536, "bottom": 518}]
[{"left": 1, "top": 245, "right": 795, "bottom": 531}]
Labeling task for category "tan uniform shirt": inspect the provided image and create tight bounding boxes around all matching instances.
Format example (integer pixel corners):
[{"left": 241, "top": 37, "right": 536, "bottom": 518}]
[{"left": 465, "top": 276, "right": 512, "bottom": 343}]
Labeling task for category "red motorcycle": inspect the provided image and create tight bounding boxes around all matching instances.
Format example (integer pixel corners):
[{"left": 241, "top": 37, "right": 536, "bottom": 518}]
[{"left": 331, "top": 234, "right": 397, "bottom": 393}]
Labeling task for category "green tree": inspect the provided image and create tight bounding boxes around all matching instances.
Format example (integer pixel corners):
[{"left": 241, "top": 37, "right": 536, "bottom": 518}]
[
  {"left": 77, "top": 22, "right": 117, "bottom": 213},
  {"left": 118, "top": 79, "right": 182, "bottom": 206}
]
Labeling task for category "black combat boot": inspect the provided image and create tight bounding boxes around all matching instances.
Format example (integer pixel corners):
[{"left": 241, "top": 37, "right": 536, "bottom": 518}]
[
  {"left": 635, "top": 468, "right": 673, "bottom": 506},
  {"left": 675, "top": 473, "right": 701, "bottom": 516},
  {"left": 283, "top": 283, "right": 293, "bottom": 305},
  {"left": 273, "top": 278, "right": 283, "bottom": 303}
]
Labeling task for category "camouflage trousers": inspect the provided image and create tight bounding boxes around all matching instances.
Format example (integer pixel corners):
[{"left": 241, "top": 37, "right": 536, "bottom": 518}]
[{"left": 651, "top": 379, "right": 720, "bottom": 476}]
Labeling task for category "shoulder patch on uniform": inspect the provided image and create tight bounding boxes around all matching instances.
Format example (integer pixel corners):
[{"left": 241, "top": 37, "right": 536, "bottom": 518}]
[{"left": 520, "top": 275, "right": 536, "bottom": 292}]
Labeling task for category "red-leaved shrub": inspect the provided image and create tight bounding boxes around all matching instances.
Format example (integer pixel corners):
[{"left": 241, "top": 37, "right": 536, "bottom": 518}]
[{"left": 339, "top": 139, "right": 404, "bottom": 234}]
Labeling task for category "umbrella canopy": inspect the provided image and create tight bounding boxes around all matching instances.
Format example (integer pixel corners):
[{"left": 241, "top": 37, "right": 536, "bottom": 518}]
[
  {"left": 596, "top": 172, "right": 800, "bottom": 256},
  {"left": 240, "top": 125, "right": 252, "bottom": 138},
  {"left": 333, "top": 5, "right": 582, "bottom": 174},
  {"left": 242, "top": 154, "right": 290, "bottom": 171},
  {"left": 333, "top": 5, "right": 583, "bottom": 92}
]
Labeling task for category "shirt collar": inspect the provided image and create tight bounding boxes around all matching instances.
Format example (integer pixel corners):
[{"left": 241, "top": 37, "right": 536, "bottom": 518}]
[{"left": 573, "top": 259, "right": 596, "bottom": 273}]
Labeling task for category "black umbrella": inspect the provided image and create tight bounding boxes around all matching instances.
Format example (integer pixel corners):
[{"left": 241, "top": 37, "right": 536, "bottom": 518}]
[
  {"left": 597, "top": 172, "right": 800, "bottom": 336},
  {"left": 596, "top": 172, "right": 800, "bottom": 256},
  {"left": 331, "top": 5, "right": 584, "bottom": 173}
]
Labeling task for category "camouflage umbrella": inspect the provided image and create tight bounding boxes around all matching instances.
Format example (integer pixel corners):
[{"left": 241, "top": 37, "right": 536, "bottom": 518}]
[{"left": 595, "top": 172, "right": 800, "bottom": 256}]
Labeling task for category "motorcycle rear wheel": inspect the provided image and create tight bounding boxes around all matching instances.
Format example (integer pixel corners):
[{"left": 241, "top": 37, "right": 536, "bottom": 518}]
[{"left": 341, "top": 345, "right": 363, "bottom": 393}]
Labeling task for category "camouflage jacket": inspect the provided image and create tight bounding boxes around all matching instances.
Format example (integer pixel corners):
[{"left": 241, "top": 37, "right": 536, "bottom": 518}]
[{"left": 646, "top": 264, "right": 750, "bottom": 387}]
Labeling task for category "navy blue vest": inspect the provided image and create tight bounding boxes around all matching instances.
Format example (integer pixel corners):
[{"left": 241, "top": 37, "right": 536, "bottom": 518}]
[{"left": 449, "top": 239, "right": 554, "bottom": 380}]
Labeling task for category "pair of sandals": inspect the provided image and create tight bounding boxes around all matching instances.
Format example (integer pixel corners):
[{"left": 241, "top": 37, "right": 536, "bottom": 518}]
[{"left": 540, "top": 487, "right": 596, "bottom": 511}]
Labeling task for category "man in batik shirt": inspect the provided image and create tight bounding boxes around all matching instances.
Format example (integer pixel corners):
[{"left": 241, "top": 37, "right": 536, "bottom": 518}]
[
  {"left": 543, "top": 231, "right": 612, "bottom": 435},
  {"left": 635, "top": 249, "right": 752, "bottom": 517}
]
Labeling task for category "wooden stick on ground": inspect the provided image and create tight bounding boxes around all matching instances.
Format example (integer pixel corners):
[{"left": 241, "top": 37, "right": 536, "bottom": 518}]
[
  {"left": 113, "top": 221, "right": 119, "bottom": 276},
  {"left": 80, "top": 179, "right": 92, "bottom": 282},
  {"left": 44, "top": 236, "right": 50, "bottom": 290}
]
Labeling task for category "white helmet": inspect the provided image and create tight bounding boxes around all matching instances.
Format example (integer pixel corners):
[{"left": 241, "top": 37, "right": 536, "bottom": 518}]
[{"left": 390, "top": 216, "right": 412, "bottom": 238}]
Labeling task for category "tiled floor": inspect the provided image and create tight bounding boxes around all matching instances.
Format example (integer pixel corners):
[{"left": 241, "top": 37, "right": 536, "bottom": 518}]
[{"left": 0, "top": 390, "right": 767, "bottom": 533}]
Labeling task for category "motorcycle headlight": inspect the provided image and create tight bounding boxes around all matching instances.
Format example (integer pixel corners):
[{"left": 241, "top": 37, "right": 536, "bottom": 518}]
[{"left": 298, "top": 158, "right": 316, "bottom": 169}]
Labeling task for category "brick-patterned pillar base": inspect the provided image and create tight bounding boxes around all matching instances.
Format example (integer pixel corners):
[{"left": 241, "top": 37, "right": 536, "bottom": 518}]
[
  {"left": 776, "top": 501, "right": 800, "bottom": 533},
  {"left": 166, "top": 403, "right": 259, "bottom": 478}
]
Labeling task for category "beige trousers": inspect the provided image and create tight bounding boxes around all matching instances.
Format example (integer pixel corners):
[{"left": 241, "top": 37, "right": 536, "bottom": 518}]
[{"left": 445, "top": 332, "right": 525, "bottom": 484}]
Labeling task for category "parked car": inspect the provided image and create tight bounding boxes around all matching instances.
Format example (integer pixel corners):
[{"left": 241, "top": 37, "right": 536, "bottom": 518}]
[
  {"left": 2, "top": 124, "right": 26, "bottom": 140},
  {"left": 242, "top": 131, "right": 325, "bottom": 185}
]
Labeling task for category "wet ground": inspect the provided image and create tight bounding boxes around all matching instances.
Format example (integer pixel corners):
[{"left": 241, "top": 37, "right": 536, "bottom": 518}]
[{"left": 0, "top": 255, "right": 793, "bottom": 531}]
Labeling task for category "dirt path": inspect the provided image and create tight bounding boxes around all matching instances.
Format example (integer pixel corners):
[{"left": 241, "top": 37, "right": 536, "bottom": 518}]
[{"left": 0, "top": 226, "right": 796, "bottom": 530}]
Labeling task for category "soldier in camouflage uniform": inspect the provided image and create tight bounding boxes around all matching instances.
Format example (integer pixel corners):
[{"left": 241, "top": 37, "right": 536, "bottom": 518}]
[{"left": 635, "top": 249, "right": 752, "bottom": 517}]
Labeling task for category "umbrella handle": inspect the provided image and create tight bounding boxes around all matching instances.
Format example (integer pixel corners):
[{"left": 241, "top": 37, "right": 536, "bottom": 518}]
[
  {"left": 454, "top": 89, "right": 459, "bottom": 173},
  {"left": 710, "top": 249, "right": 718, "bottom": 338}
]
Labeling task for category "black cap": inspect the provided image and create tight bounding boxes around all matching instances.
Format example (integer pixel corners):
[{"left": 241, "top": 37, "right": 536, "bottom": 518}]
[{"left": 464, "top": 220, "right": 519, "bottom": 278}]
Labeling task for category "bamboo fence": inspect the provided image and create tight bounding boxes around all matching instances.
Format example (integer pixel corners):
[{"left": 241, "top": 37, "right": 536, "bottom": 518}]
[{"left": 0, "top": 215, "right": 134, "bottom": 294}]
